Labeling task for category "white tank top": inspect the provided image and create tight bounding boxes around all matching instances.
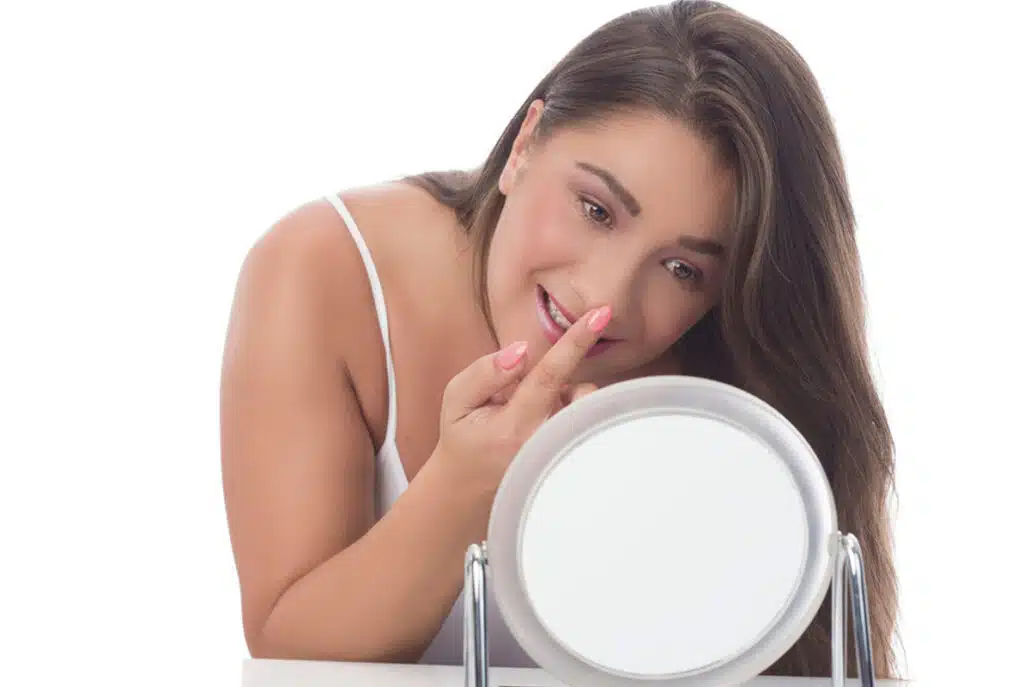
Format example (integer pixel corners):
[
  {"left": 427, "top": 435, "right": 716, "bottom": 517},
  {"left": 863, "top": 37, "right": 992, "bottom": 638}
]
[{"left": 326, "top": 194, "right": 536, "bottom": 669}]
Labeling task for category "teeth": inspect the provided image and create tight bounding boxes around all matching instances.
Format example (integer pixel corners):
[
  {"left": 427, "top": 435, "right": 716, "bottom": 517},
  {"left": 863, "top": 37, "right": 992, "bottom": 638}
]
[{"left": 546, "top": 294, "right": 573, "bottom": 329}]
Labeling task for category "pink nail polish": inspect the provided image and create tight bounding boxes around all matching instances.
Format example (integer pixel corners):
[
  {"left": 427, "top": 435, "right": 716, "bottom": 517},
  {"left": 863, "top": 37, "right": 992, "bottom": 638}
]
[
  {"left": 587, "top": 306, "right": 612, "bottom": 333},
  {"left": 496, "top": 341, "right": 528, "bottom": 370}
]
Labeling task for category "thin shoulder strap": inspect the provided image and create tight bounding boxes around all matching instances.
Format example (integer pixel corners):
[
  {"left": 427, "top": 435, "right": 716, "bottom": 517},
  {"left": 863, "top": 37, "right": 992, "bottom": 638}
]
[{"left": 325, "top": 194, "right": 398, "bottom": 446}]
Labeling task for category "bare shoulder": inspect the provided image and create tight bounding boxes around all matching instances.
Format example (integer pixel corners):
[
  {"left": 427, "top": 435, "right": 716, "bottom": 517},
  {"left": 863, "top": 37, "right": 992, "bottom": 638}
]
[
  {"left": 240, "top": 184, "right": 423, "bottom": 339},
  {"left": 233, "top": 181, "right": 453, "bottom": 443}
]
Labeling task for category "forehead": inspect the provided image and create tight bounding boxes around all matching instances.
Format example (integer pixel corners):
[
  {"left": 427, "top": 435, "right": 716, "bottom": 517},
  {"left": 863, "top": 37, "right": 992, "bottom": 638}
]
[{"left": 536, "top": 111, "right": 735, "bottom": 243}]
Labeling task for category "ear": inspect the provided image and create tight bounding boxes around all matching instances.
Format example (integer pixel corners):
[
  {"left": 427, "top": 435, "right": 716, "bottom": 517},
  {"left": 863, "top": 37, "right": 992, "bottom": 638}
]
[{"left": 499, "top": 99, "right": 545, "bottom": 196}]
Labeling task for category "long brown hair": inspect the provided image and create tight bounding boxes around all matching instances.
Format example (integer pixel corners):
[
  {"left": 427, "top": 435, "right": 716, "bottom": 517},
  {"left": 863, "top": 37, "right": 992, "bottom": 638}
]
[{"left": 404, "top": 1, "right": 899, "bottom": 678}]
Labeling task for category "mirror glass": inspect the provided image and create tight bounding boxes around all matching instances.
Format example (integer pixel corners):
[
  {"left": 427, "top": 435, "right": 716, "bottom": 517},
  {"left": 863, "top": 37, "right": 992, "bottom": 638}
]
[{"left": 518, "top": 412, "right": 809, "bottom": 677}]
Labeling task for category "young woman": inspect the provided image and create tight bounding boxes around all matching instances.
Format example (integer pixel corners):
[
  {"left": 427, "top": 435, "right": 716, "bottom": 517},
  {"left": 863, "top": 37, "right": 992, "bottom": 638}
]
[{"left": 220, "top": 0, "right": 899, "bottom": 678}]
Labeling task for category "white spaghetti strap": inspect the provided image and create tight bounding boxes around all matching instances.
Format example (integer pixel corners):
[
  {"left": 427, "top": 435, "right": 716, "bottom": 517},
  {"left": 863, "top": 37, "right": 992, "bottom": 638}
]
[{"left": 325, "top": 193, "right": 398, "bottom": 445}]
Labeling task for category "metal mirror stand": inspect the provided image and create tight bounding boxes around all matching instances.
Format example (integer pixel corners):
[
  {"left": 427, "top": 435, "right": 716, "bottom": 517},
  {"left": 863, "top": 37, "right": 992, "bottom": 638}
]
[
  {"left": 463, "top": 544, "right": 490, "bottom": 687},
  {"left": 832, "top": 532, "right": 878, "bottom": 687},
  {"left": 462, "top": 532, "right": 878, "bottom": 687}
]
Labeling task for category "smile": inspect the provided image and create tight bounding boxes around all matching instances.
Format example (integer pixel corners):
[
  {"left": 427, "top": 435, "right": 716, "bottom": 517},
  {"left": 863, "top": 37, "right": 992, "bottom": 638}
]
[{"left": 535, "top": 285, "right": 618, "bottom": 358}]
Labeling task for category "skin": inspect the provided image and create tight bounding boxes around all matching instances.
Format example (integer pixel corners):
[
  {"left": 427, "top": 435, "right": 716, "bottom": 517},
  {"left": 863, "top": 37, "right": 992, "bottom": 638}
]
[
  {"left": 220, "top": 100, "right": 736, "bottom": 662},
  {"left": 490, "top": 101, "right": 735, "bottom": 386}
]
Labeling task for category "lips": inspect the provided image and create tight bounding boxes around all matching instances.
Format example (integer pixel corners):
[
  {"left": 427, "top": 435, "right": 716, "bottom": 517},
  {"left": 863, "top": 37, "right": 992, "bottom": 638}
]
[
  {"left": 546, "top": 290, "right": 577, "bottom": 328},
  {"left": 535, "top": 285, "right": 618, "bottom": 357}
]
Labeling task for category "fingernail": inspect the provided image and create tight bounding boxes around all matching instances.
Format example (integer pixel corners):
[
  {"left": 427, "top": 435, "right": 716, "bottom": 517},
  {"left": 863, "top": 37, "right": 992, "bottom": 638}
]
[
  {"left": 496, "top": 341, "right": 528, "bottom": 370},
  {"left": 587, "top": 305, "right": 612, "bottom": 333}
]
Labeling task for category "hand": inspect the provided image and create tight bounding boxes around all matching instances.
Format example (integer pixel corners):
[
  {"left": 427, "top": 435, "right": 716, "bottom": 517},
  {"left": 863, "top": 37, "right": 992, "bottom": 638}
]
[
  {"left": 487, "top": 378, "right": 598, "bottom": 411},
  {"left": 434, "top": 305, "right": 612, "bottom": 496}
]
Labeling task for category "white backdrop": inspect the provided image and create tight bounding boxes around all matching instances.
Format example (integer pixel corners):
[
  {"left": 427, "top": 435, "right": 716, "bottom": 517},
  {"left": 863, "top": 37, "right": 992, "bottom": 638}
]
[{"left": 2, "top": 1, "right": 1027, "bottom": 685}]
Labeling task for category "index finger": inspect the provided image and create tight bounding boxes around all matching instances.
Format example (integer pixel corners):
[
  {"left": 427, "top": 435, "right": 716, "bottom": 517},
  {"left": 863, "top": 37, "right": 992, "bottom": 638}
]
[{"left": 509, "top": 305, "right": 611, "bottom": 424}]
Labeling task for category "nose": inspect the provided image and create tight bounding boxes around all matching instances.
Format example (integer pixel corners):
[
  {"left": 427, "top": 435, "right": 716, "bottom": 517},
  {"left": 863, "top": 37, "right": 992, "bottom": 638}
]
[{"left": 570, "top": 260, "right": 638, "bottom": 333}]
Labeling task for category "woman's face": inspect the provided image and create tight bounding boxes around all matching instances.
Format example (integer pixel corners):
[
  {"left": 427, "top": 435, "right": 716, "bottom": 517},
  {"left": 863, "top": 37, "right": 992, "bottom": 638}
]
[{"left": 486, "top": 101, "right": 736, "bottom": 383}]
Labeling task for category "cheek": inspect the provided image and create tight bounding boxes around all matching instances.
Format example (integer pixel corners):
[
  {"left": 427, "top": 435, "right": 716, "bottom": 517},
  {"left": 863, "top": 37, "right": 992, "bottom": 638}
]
[
  {"left": 639, "top": 291, "right": 707, "bottom": 349},
  {"left": 494, "top": 188, "right": 579, "bottom": 280}
]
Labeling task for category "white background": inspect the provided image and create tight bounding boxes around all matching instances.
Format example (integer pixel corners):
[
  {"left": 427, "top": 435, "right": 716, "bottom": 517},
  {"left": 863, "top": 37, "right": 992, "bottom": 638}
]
[{"left": 2, "top": 1, "right": 1027, "bottom": 685}]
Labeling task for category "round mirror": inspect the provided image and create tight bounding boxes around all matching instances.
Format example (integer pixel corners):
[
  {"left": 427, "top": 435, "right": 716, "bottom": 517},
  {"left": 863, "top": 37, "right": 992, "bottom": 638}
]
[
  {"left": 487, "top": 376, "right": 838, "bottom": 687},
  {"left": 521, "top": 412, "right": 808, "bottom": 676}
]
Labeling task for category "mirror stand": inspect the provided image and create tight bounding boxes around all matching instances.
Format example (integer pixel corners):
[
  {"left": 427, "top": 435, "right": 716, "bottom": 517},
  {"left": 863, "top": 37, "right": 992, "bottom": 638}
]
[
  {"left": 463, "top": 543, "right": 489, "bottom": 687},
  {"left": 461, "top": 533, "right": 878, "bottom": 687},
  {"left": 832, "top": 532, "right": 877, "bottom": 687}
]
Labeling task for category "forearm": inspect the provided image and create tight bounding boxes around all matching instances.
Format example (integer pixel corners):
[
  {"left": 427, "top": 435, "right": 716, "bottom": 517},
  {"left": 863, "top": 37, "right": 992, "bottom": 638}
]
[{"left": 253, "top": 452, "right": 493, "bottom": 663}]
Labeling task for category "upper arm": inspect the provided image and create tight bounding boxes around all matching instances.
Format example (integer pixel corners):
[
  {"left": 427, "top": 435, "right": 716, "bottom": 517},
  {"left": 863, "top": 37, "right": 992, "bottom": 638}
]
[{"left": 219, "top": 200, "right": 378, "bottom": 650}]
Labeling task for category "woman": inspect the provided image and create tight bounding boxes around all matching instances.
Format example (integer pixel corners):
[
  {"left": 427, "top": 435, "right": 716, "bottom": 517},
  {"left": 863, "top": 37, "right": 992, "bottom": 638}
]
[{"left": 220, "top": 0, "right": 899, "bottom": 678}]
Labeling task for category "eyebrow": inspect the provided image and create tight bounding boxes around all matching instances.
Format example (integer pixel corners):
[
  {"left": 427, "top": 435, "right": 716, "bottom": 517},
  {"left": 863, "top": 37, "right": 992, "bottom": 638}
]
[
  {"left": 679, "top": 235, "right": 725, "bottom": 257},
  {"left": 575, "top": 161, "right": 642, "bottom": 216},
  {"left": 575, "top": 160, "right": 725, "bottom": 259}
]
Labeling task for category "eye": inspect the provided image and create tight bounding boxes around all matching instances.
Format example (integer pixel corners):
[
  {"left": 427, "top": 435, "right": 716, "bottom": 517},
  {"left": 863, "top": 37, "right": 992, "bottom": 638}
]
[
  {"left": 664, "top": 259, "right": 701, "bottom": 283},
  {"left": 579, "top": 196, "right": 613, "bottom": 227}
]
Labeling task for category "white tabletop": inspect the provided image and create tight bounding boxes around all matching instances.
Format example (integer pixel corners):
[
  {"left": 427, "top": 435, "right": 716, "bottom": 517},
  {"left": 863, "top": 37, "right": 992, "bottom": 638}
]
[{"left": 242, "top": 659, "right": 906, "bottom": 686}]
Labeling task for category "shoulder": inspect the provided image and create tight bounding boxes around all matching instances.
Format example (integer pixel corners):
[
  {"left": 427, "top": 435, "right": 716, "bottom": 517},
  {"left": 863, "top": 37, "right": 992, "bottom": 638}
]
[
  {"left": 239, "top": 182, "right": 447, "bottom": 356},
  {"left": 231, "top": 180, "right": 457, "bottom": 443}
]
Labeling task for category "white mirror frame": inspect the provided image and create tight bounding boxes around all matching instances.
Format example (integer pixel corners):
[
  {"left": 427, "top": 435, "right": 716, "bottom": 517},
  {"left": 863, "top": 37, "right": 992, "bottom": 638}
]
[{"left": 461, "top": 376, "right": 878, "bottom": 687}]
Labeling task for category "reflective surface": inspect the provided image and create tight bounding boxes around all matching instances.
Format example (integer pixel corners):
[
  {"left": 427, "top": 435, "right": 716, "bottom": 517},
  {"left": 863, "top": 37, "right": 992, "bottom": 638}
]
[
  {"left": 519, "top": 413, "right": 808, "bottom": 677},
  {"left": 485, "top": 376, "right": 847, "bottom": 687}
]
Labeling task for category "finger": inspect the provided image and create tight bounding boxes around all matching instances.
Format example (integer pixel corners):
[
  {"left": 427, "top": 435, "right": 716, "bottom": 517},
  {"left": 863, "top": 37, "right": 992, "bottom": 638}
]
[
  {"left": 564, "top": 382, "right": 599, "bottom": 405},
  {"left": 550, "top": 385, "right": 570, "bottom": 416},
  {"left": 442, "top": 341, "right": 529, "bottom": 424},
  {"left": 554, "top": 382, "right": 598, "bottom": 413},
  {"left": 488, "top": 379, "right": 520, "bottom": 406},
  {"left": 510, "top": 305, "right": 611, "bottom": 424}
]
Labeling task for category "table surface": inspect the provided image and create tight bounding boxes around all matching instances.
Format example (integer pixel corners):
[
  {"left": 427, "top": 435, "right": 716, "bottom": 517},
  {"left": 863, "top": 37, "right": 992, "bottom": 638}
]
[{"left": 242, "top": 659, "right": 908, "bottom": 686}]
